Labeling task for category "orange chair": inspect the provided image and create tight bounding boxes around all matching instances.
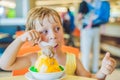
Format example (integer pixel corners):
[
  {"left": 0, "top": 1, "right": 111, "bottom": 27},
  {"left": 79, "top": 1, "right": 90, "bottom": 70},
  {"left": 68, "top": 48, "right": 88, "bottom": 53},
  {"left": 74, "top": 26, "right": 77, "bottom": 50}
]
[
  {"left": 12, "top": 44, "right": 80, "bottom": 76},
  {"left": 72, "top": 27, "right": 80, "bottom": 37},
  {"left": 12, "top": 42, "right": 40, "bottom": 76},
  {"left": 12, "top": 31, "right": 80, "bottom": 76},
  {"left": 15, "top": 31, "right": 24, "bottom": 36}
]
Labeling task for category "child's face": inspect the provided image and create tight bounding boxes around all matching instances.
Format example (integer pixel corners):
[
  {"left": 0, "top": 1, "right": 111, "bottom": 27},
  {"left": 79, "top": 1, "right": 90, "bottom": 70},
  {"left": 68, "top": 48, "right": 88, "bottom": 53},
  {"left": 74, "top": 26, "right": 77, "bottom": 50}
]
[{"left": 34, "top": 16, "right": 64, "bottom": 50}]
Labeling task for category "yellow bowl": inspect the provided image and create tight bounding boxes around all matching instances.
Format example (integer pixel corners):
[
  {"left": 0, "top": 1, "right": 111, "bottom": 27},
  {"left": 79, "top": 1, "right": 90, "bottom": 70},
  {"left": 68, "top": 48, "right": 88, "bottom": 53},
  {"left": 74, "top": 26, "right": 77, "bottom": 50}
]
[{"left": 29, "top": 66, "right": 65, "bottom": 80}]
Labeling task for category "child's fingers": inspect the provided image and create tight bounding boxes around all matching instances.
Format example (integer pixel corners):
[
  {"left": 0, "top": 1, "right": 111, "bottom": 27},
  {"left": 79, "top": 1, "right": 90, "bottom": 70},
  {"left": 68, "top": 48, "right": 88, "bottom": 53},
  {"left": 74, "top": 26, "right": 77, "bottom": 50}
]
[
  {"left": 27, "top": 30, "right": 41, "bottom": 45},
  {"left": 30, "top": 31, "right": 36, "bottom": 40},
  {"left": 37, "top": 38, "right": 41, "bottom": 44},
  {"left": 101, "top": 65, "right": 112, "bottom": 75},
  {"left": 32, "top": 37, "right": 41, "bottom": 46},
  {"left": 107, "top": 58, "right": 116, "bottom": 67},
  {"left": 110, "top": 58, "right": 116, "bottom": 68},
  {"left": 28, "top": 31, "right": 34, "bottom": 40},
  {"left": 34, "top": 31, "right": 40, "bottom": 39},
  {"left": 106, "top": 58, "right": 116, "bottom": 69},
  {"left": 106, "top": 64, "right": 114, "bottom": 72},
  {"left": 33, "top": 30, "right": 40, "bottom": 39},
  {"left": 29, "top": 30, "right": 39, "bottom": 40},
  {"left": 27, "top": 32, "right": 32, "bottom": 41},
  {"left": 101, "top": 54, "right": 116, "bottom": 75},
  {"left": 101, "top": 67, "right": 110, "bottom": 75},
  {"left": 106, "top": 59, "right": 114, "bottom": 66},
  {"left": 103, "top": 52, "right": 110, "bottom": 61}
]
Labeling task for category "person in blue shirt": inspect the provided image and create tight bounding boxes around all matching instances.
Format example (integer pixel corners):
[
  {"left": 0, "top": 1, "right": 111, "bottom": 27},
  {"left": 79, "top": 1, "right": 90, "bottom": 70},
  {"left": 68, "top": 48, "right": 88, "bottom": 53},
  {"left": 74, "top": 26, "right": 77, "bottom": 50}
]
[
  {"left": 92, "top": 0, "right": 110, "bottom": 27},
  {"left": 63, "top": 8, "right": 75, "bottom": 34},
  {"left": 63, "top": 8, "right": 75, "bottom": 46},
  {"left": 78, "top": 0, "right": 110, "bottom": 73},
  {"left": 67, "top": 8, "right": 75, "bottom": 33}
]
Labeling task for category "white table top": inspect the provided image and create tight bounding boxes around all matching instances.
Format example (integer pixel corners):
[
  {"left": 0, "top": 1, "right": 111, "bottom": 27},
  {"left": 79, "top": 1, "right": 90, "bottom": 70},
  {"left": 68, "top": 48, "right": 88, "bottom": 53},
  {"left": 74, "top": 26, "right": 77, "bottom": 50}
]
[{"left": 0, "top": 75, "right": 97, "bottom": 80}]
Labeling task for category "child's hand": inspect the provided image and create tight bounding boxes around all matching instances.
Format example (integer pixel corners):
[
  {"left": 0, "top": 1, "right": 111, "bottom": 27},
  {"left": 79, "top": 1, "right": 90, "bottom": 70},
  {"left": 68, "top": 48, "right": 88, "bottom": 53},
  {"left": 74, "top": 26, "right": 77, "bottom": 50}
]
[
  {"left": 100, "top": 52, "right": 116, "bottom": 75},
  {"left": 18, "top": 30, "right": 40, "bottom": 43}
]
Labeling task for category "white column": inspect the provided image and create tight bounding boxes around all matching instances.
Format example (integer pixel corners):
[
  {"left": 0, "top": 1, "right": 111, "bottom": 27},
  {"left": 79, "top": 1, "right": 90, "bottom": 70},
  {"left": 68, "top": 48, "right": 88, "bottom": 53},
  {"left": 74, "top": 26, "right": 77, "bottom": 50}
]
[{"left": 15, "top": 0, "right": 30, "bottom": 18}]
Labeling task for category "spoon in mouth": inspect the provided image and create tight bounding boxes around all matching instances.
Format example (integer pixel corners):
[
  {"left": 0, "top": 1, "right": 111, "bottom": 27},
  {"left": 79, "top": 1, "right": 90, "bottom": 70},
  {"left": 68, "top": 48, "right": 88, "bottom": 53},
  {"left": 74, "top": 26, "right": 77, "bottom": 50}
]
[{"left": 39, "top": 42, "right": 55, "bottom": 58}]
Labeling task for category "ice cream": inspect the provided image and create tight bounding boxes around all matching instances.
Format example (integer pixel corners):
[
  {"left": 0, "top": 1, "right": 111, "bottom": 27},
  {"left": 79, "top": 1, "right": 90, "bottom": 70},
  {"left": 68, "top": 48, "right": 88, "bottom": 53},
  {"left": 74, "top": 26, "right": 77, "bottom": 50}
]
[
  {"left": 34, "top": 42, "right": 62, "bottom": 73},
  {"left": 34, "top": 54, "right": 61, "bottom": 73}
]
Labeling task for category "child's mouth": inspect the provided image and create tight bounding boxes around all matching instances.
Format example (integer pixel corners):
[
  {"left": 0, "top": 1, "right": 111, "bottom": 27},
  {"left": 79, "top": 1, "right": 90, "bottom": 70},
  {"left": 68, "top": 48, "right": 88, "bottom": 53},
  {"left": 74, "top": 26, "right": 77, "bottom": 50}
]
[
  {"left": 54, "top": 44, "right": 58, "bottom": 49},
  {"left": 53, "top": 44, "right": 58, "bottom": 52}
]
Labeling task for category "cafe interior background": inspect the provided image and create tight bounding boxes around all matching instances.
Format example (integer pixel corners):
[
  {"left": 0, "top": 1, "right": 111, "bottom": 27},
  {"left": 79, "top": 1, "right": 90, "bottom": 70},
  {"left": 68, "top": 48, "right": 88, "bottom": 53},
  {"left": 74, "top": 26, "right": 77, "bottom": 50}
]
[{"left": 0, "top": 0, "right": 120, "bottom": 80}]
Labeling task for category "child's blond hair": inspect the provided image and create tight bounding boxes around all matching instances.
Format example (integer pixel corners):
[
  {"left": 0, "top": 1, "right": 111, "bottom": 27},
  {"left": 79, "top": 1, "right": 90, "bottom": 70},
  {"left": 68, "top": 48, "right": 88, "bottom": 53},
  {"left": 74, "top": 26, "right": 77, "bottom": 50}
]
[{"left": 26, "top": 7, "right": 62, "bottom": 31}]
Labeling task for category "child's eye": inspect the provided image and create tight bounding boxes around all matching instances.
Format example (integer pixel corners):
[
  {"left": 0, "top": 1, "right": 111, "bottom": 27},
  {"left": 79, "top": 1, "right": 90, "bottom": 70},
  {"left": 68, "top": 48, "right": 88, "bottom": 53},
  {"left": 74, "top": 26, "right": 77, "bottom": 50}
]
[
  {"left": 42, "top": 30, "right": 48, "bottom": 34},
  {"left": 55, "top": 27, "right": 60, "bottom": 32}
]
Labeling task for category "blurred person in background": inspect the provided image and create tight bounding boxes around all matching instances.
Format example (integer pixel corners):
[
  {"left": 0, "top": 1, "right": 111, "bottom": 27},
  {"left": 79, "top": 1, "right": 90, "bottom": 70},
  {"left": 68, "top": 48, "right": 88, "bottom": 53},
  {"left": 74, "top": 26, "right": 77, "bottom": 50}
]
[
  {"left": 63, "top": 8, "right": 75, "bottom": 46},
  {"left": 0, "top": 7, "right": 116, "bottom": 80},
  {"left": 78, "top": 0, "right": 110, "bottom": 73}
]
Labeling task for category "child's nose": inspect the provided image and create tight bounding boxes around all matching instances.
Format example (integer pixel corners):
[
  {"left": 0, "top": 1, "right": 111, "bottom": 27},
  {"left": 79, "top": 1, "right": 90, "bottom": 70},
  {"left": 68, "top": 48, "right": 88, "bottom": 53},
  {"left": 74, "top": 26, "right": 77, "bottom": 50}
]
[{"left": 49, "top": 31, "right": 56, "bottom": 40}]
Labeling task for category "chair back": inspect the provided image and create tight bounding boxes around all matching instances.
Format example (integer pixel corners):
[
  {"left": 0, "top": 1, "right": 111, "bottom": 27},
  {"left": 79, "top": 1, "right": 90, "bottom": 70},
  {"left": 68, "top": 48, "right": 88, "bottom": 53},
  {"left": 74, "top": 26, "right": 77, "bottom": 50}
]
[{"left": 12, "top": 43, "right": 79, "bottom": 76}]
